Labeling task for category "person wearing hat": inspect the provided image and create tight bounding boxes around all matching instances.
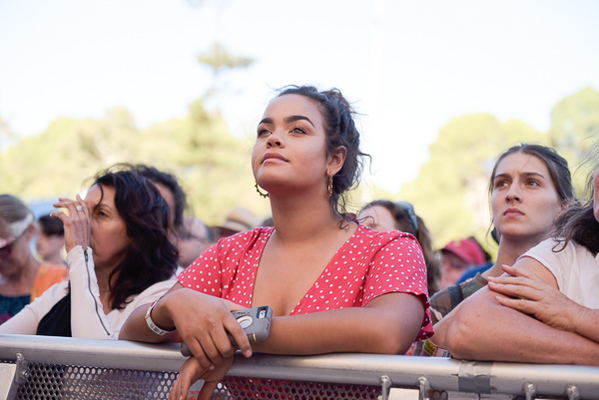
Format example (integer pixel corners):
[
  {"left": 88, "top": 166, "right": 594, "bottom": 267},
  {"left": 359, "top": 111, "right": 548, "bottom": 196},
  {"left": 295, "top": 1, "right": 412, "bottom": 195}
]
[
  {"left": 213, "top": 207, "right": 262, "bottom": 240},
  {"left": 439, "top": 237, "right": 489, "bottom": 291}
]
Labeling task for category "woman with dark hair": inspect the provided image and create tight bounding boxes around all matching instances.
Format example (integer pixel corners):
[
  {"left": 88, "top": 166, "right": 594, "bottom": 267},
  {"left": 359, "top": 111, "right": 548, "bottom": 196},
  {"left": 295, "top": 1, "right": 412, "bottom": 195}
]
[
  {"left": 120, "top": 85, "right": 432, "bottom": 399},
  {"left": 0, "top": 164, "right": 179, "bottom": 338},
  {"left": 431, "top": 142, "right": 599, "bottom": 364},
  {"left": 359, "top": 199, "right": 442, "bottom": 296},
  {"left": 423, "top": 143, "right": 576, "bottom": 330}
]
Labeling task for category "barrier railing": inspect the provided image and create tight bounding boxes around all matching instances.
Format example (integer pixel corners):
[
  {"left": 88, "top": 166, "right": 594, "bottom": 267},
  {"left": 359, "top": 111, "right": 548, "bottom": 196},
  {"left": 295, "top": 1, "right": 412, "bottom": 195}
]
[{"left": 1, "top": 334, "right": 598, "bottom": 399}]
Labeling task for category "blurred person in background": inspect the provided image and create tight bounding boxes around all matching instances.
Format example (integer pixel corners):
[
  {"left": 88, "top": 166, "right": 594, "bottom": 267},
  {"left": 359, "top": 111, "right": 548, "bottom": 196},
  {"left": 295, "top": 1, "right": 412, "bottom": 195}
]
[
  {"left": 178, "top": 216, "right": 212, "bottom": 268},
  {"left": 0, "top": 195, "right": 68, "bottom": 324},
  {"left": 213, "top": 207, "right": 262, "bottom": 240},
  {"left": 359, "top": 199, "right": 442, "bottom": 296},
  {"left": 0, "top": 165, "right": 179, "bottom": 338},
  {"left": 36, "top": 214, "right": 67, "bottom": 266},
  {"left": 135, "top": 164, "right": 187, "bottom": 235},
  {"left": 439, "top": 237, "right": 490, "bottom": 291}
]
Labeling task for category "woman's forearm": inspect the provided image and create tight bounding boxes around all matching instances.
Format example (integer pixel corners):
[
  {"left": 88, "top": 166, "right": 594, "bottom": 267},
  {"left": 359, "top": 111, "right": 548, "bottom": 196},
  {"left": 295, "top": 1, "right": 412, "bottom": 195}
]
[
  {"left": 438, "top": 287, "right": 599, "bottom": 365},
  {"left": 253, "top": 292, "right": 425, "bottom": 355}
]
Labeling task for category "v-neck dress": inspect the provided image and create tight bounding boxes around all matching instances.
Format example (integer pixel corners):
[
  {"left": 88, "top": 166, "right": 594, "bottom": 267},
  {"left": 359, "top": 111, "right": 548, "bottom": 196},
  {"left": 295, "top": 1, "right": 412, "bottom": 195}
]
[{"left": 179, "top": 224, "right": 433, "bottom": 341}]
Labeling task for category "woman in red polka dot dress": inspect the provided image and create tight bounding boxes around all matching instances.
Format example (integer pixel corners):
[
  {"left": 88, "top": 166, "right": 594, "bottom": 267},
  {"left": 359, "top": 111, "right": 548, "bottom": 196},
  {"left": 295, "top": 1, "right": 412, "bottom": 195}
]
[{"left": 120, "top": 85, "right": 433, "bottom": 400}]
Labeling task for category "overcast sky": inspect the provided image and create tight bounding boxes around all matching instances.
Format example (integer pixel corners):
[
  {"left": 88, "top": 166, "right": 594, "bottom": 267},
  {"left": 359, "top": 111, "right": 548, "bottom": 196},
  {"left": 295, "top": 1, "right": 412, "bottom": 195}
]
[{"left": 1, "top": 0, "right": 598, "bottom": 192}]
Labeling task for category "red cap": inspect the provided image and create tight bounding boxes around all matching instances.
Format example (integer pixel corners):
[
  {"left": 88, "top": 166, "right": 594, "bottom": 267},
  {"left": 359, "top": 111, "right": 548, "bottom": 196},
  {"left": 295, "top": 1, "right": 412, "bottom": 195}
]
[{"left": 441, "top": 238, "right": 486, "bottom": 266}]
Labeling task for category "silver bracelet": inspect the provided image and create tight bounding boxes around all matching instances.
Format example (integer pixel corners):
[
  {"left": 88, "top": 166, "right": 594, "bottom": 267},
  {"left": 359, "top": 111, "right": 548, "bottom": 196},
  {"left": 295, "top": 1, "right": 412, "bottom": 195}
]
[{"left": 145, "top": 299, "right": 174, "bottom": 336}]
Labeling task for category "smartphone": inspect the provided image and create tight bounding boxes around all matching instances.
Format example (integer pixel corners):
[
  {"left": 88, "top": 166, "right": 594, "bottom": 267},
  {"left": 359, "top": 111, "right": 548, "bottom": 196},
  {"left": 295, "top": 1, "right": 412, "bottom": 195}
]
[{"left": 180, "top": 305, "right": 273, "bottom": 357}]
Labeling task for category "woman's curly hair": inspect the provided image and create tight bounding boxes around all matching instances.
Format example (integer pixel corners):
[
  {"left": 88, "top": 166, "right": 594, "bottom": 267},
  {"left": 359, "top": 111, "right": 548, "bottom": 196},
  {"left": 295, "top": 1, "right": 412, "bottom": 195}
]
[
  {"left": 278, "top": 85, "right": 370, "bottom": 221},
  {"left": 93, "top": 164, "right": 178, "bottom": 310}
]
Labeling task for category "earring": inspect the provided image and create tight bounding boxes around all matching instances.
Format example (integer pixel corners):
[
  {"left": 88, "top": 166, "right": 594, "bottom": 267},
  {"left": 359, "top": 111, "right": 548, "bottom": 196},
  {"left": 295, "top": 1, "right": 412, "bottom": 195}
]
[
  {"left": 255, "top": 182, "right": 269, "bottom": 198},
  {"left": 327, "top": 175, "right": 333, "bottom": 199}
]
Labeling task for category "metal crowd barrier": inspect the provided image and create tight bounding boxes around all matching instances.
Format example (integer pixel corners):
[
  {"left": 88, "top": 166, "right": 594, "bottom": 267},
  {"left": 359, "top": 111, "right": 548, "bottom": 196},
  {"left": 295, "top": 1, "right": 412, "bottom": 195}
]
[{"left": 1, "top": 334, "right": 598, "bottom": 399}]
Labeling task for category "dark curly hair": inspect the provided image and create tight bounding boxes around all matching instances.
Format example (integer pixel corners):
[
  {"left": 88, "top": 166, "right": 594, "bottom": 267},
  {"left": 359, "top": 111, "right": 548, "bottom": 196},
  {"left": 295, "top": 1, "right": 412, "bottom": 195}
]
[
  {"left": 552, "top": 140, "right": 599, "bottom": 255},
  {"left": 135, "top": 164, "right": 187, "bottom": 232},
  {"left": 93, "top": 164, "right": 178, "bottom": 310},
  {"left": 277, "top": 85, "right": 369, "bottom": 220}
]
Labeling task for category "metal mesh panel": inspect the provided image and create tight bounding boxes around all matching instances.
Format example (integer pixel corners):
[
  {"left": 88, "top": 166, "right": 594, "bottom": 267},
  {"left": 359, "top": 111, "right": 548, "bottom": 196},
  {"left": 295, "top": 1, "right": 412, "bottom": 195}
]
[
  {"left": 10, "top": 361, "right": 391, "bottom": 400},
  {"left": 15, "top": 362, "right": 178, "bottom": 400},
  {"left": 213, "top": 376, "right": 381, "bottom": 399},
  {"left": 9, "top": 360, "right": 495, "bottom": 400}
]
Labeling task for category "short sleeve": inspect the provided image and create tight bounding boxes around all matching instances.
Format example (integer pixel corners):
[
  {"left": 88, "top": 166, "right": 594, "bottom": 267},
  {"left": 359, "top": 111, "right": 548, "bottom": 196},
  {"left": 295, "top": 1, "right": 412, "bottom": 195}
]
[
  {"left": 178, "top": 243, "right": 223, "bottom": 296},
  {"left": 520, "top": 238, "right": 569, "bottom": 291},
  {"left": 363, "top": 232, "right": 433, "bottom": 341}
]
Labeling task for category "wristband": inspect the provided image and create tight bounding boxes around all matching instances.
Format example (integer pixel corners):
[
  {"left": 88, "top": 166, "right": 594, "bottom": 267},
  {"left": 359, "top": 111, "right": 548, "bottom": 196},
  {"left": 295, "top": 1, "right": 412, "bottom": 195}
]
[
  {"left": 145, "top": 299, "right": 174, "bottom": 336},
  {"left": 421, "top": 338, "right": 451, "bottom": 357}
]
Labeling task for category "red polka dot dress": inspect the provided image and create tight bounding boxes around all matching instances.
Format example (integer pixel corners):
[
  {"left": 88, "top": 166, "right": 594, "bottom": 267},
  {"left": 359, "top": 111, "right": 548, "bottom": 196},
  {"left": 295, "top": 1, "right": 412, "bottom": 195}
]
[{"left": 179, "top": 224, "right": 433, "bottom": 341}]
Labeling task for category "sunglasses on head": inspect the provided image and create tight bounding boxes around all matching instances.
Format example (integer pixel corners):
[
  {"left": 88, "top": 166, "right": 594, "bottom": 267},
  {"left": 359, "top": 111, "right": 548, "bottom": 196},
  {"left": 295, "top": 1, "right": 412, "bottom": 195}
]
[
  {"left": 394, "top": 201, "right": 418, "bottom": 233},
  {"left": 0, "top": 230, "right": 27, "bottom": 257}
]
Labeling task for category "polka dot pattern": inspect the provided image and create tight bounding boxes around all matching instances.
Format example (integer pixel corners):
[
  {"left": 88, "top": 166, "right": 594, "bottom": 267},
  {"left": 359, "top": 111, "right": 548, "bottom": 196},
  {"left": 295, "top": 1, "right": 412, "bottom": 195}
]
[{"left": 179, "top": 225, "right": 433, "bottom": 341}]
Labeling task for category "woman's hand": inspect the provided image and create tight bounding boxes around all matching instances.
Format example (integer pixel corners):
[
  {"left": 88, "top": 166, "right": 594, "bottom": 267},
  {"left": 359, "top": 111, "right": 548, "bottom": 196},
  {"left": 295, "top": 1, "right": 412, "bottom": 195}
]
[
  {"left": 162, "top": 288, "right": 252, "bottom": 370},
  {"left": 488, "top": 264, "right": 584, "bottom": 332},
  {"left": 52, "top": 195, "right": 91, "bottom": 253},
  {"left": 169, "top": 356, "right": 234, "bottom": 400}
]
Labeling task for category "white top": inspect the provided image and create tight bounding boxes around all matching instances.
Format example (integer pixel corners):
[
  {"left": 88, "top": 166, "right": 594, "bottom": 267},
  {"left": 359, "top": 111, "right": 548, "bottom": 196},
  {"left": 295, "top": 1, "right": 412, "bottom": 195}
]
[
  {"left": 0, "top": 246, "right": 179, "bottom": 339},
  {"left": 522, "top": 238, "right": 599, "bottom": 309}
]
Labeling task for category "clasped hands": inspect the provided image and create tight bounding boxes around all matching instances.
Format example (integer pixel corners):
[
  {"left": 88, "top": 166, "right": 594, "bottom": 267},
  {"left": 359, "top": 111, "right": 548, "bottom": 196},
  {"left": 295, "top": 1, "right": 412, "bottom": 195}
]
[
  {"left": 488, "top": 264, "right": 584, "bottom": 333},
  {"left": 164, "top": 290, "right": 252, "bottom": 400}
]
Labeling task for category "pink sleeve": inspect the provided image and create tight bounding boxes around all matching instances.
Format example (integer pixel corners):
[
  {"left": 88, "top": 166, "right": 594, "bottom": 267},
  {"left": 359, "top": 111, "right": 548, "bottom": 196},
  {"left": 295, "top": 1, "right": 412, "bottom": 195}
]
[
  {"left": 363, "top": 233, "right": 433, "bottom": 341},
  {"left": 178, "top": 243, "right": 223, "bottom": 297}
]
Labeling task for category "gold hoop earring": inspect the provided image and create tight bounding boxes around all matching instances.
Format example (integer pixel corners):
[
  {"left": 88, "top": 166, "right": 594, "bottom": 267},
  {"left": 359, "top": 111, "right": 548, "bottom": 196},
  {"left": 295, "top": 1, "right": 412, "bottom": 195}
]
[
  {"left": 255, "top": 182, "right": 269, "bottom": 198},
  {"left": 327, "top": 175, "right": 333, "bottom": 199}
]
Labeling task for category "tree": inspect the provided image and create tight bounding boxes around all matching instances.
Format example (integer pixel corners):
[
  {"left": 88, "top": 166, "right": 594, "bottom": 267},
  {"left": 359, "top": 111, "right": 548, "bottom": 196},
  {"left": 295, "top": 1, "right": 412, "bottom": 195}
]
[
  {"left": 197, "top": 42, "right": 254, "bottom": 110},
  {"left": 399, "top": 113, "right": 546, "bottom": 251},
  {"left": 547, "top": 86, "right": 599, "bottom": 196}
]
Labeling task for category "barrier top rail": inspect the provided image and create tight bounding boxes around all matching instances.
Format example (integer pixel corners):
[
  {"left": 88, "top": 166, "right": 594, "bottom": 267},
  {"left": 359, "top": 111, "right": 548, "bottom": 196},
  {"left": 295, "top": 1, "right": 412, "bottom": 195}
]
[{"left": 1, "top": 334, "right": 598, "bottom": 399}]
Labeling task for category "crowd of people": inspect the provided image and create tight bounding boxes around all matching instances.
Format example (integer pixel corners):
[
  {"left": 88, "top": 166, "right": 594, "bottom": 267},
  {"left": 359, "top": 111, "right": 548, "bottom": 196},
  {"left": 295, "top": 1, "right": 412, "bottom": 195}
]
[{"left": 1, "top": 84, "right": 598, "bottom": 399}]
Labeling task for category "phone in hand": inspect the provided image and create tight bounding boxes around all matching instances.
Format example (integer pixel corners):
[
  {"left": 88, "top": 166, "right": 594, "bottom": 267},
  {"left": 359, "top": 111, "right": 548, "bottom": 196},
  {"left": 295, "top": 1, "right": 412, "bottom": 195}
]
[{"left": 180, "top": 305, "right": 273, "bottom": 357}]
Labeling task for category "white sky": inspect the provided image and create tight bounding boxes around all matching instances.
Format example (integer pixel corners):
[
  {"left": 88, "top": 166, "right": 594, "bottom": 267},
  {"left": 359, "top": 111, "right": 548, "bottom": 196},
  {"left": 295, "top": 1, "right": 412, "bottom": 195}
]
[{"left": 1, "top": 0, "right": 598, "bottom": 193}]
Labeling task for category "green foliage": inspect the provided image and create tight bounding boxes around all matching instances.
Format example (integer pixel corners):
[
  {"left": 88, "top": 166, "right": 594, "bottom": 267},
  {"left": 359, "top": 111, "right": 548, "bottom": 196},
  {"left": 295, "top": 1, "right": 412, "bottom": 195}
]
[
  {"left": 2, "top": 86, "right": 597, "bottom": 250},
  {"left": 548, "top": 86, "right": 599, "bottom": 197},
  {"left": 399, "top": 113, "right": 546, "bottom": 251},
  {"left": 198, "top": 43, "right": 254, "bottom": 74},
  {"left": 398, "top": 87, "right": 599, "bottom": 255},
  {"left": 0, "top": 100, "right": 270, "bottom": 227}
]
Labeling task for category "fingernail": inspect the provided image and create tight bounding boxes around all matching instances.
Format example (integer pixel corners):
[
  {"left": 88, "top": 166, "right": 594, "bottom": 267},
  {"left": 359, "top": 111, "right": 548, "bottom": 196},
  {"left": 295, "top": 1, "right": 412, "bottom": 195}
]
[{"left": 245, "top": 350, "right": 252, "bottom": 357}]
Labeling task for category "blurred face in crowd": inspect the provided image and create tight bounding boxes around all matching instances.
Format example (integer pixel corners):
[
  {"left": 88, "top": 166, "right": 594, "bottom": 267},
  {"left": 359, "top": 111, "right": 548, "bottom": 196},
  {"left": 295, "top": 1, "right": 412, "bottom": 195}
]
[
  {"left": 0, "top": 224, "right": 34, "bottom": 278},
  {"left": 152, "top": 182, "right": 176, "bottom": 229},
  {"left": 491, "top": 152, "right": 564, "bottom": 244},
  {"left": 359, "top": 205, "right": 397, "bottom": 232},
  {"left": 439, "top": 251, "right": 474, "bottom": 290},
  {"left": 35, "top": 225, "right": 65, "bottom": 263},
  {"left": 177, "top": 217, "right": 211, "bottom": 268}
]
